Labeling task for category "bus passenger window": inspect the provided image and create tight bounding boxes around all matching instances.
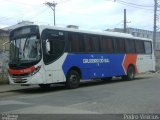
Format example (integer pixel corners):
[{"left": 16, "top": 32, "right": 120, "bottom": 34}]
[
  {"left": 68, "top": 32, "right": 83, "bottom": 52},
  {"left": 125, "top": 39, "right": 136, "bottom": 53},
  {"left": 144, "top": 41, "right": 152, "bottom": 54},
  {"left": 91, "top": 36, "right": 100, "bottom": 52},
  {"left": 42, "top": 29, "right": 65, "bottom": 64},
  {"left": 52, "top": 41, "right": 64, "bottom": 54},
  {"left": 114, "top": 38, "right": 125, "bottom": 53},
  {"left": 135, "top": 41, "right": 145, "bottom": 54},
  {"left": 101, "top": 37, "right": 113, "bottom": 53},
  {"left": 85, "top": 35, "right": 92, "bottom": 52}
]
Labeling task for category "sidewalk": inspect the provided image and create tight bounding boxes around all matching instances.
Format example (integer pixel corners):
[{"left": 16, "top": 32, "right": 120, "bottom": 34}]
[
  {"left": 0, "top": 84, "right": 38, "bottom": 93},
  {"left": 0, "top": 79, "right": 9, "bottom": 85},
  {"left": 0, "top": 74, "right": 9, "bottom": 85}
]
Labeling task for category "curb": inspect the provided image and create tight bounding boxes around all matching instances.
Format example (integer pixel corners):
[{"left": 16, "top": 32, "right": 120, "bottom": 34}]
[
  {"left": 0, "top": 80, "right": 9, "bottom": 85},
  {"left": 0, "top": 78, "right": 9, "bottom": 85}
]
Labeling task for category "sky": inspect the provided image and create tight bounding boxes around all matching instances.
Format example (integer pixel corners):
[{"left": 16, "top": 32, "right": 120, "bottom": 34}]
[{"left": 0, "top": 0, "right": 155, "bottom": 31}]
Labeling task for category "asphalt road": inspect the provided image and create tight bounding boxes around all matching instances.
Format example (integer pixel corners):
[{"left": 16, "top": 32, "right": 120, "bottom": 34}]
[{"left": 0, "top": 73, "right": 160, "bottom": 120}]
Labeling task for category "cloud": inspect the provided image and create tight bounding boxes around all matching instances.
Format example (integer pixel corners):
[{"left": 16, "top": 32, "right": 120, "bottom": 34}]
[{"left": 0, "top": 0, "right": 154, "bottom": 31}]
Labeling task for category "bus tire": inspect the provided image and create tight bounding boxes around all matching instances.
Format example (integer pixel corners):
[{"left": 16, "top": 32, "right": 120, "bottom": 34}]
[
  {"left": 66, "top": 70, "right": 80, "bottom": 89},
  {"left": 39, "top": 84, "right": 51, "bottom": 89},
  {"left": 122, "top": 65, "right": 135, "bottom": 81}
]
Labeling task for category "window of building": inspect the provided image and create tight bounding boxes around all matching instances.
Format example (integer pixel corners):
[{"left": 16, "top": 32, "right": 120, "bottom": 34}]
[
  {"left": 132, "top": 32, "right": 135, "bottom": 36},
  {"left": 143, "top": 34, "right": 145, "bottom": 38},
  {"left": 125, "top": 39, "right": 136, "bottom": 53}
]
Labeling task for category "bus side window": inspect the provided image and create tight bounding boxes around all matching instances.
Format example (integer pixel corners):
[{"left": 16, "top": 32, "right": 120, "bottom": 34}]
[
  {"left": 42, "top": 29, "right": 65, "bottom": 64},
  {"left": 68, "top": 32, "right": 83, "bottom": 52},
  {"left": 100, "top": 37, "right": 113, "bottom": 53},
  {"left": 125, "top": 39, "right": 136, "bottom": 53},
  {"left": 135, "top": 40, "right": 145, "bottom": 54},
  {"left": 51, "top": 41, "right": 65, "bottom": 55},
  {"left": 144, "top": 41, "right": 152, "bottom": 54},
  {"left": 91, "top": 36, "right": 100, "bottom": 52},
  {"left": 85, "top": 35, "right": 92, "bottom": 52},
  {"left": 114, "top": 38, "right": 125, "bottom": 53}
]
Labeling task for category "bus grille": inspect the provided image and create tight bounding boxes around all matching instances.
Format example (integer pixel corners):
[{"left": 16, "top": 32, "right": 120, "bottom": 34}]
[{"left": 13, "top": 78, "right": 27, "bottom": 83}]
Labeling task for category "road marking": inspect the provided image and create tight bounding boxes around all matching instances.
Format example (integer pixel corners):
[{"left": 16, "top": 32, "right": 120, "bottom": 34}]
[
  {"left": 8, "top": 105, "right": 99, "bottom": 114},
  {"left": 0, "top": 100, "right": 30, "bottom": 105}
]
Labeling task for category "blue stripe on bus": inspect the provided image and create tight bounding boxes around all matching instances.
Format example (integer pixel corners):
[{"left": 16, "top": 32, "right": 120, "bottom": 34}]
[{"left": 62, "top": 54, "right": 126, "bottom": 79}]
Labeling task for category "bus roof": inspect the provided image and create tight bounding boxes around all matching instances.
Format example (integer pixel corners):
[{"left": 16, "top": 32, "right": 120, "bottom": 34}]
[{"left": 28, "top": 25, "right": 153, "bottom": 41}]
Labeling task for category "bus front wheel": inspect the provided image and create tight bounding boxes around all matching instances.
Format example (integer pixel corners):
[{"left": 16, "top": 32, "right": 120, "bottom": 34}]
[
  {"left": 66, "top": 70, "right": 80, "bottom": 89},
  {"left": 122, "top": 66, "right": 135, "bottom": 81}
]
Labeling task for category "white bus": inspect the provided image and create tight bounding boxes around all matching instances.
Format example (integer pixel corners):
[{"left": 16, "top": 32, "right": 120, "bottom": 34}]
[{"left": 8, "top": 25, "right": 155, "bottom": 88}]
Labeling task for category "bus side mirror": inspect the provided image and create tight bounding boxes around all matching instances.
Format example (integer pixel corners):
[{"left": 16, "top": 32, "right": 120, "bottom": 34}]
[{"left": 46, "top": 39, "right": 51, "bottom": 54}]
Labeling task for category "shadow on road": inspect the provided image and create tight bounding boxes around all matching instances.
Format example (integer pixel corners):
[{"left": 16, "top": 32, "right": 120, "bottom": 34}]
[{"left": 2, "top": 76, "right": 148, "bottom": 95}]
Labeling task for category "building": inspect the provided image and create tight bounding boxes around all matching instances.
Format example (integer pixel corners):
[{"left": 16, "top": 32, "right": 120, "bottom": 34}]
[
  {"left": 0, "top": 29, "right": 9, "bottom": 81},
  {"left": 106, "top": 27, "right": 160, "bottom": 50},
  {"left": 0, "top": 29, "right": 9, "bottom": 51},
  {"left": 2, "top": 21, "right": 34, "bottom": 31},
  {"left": 0, "top": 21, "right": 34, "bottom": 51},
  {"left": 67, "top": 25, "right": 79, "bottom": 29}
]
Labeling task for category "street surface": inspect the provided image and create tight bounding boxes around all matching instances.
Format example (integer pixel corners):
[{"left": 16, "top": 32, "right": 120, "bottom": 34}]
[{"left": 0, "top": 73, "right": 160, "bottom": 119}]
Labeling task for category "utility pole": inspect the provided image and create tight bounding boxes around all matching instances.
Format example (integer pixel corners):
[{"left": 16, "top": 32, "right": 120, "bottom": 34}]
[
  {"left": 124, "top": 9, "right": 127, "bottom": 33},
  {"left": 153, "top": 0, "right": 160, "bottom": 71},
  {"left": 45, "top": 1, "right": 57, "bottom": 26},
  {"left": 153, "top": 0, "right": 160, "bottom": 50},
  {"left": 153, "top": 0, "right": 157, "bottom": 50}
]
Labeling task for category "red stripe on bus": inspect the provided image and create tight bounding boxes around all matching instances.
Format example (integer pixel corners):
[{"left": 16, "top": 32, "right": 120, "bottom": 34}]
[
  {"left": 8, "top": 66, "right": 36, "bottom": 75},
  {"left": 123, "top": 54, "right": 138, "bottom": 74}
]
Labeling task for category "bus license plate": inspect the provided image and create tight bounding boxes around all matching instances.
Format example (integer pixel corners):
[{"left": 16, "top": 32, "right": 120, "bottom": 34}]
[{"left": 14, "top": 78, "right": 23, "bottom": 83}]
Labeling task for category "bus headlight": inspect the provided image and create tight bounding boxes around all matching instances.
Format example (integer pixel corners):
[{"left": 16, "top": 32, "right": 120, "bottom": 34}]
[{"left": 30, "top": 66, "right": 41, "bottom": 76}]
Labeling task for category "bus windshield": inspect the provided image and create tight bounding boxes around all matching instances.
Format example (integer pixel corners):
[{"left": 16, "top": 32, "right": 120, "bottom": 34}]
[{"left": 9, "top": 35, "right": 41, "bottom": 65}]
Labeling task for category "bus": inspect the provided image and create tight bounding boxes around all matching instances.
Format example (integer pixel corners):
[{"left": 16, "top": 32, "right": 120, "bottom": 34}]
[{"left": 8, "top": 25, "right": 155, "bottom": 88}]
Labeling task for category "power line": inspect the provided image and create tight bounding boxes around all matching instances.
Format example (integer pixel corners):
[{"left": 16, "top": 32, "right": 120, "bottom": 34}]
[
  {"left": 57, "top": 0, "right": 72, "bottom": 4},
  {"left": 0, "top": 0, "right": 42, "bottom": 6},
  {"left": 29, "top": 8, "right": 49, "bottom": 21},
  {"left": 116, "top": 1, "right": 154, "bottom": 11},
  {"left": 0, "top": 15, "right": 23, "bottom": 23},
  {"left": 118, "top": 0, "right": 153, "bottom": 8},
  {"left": 0, "top": 5, "right": 45, "bottom": 23},
  {"left": 0, "top": 3, "right": 45, "bottom": 23},
  {"left": 0, "top": 0, "right": 69, "bottom": 26},
  {"left": 108, "top": 0, "right": 154, "bottom": 11}
]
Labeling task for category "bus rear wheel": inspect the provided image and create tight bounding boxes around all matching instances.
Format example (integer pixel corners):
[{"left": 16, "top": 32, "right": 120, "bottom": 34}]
[
  {"left": 66, "top": 70, "right": 80, "bottom": 89},
  {"left": 122, "top": 66, "right": 135, "bottom": 81}
]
